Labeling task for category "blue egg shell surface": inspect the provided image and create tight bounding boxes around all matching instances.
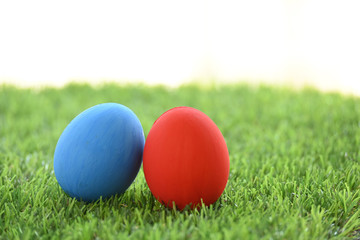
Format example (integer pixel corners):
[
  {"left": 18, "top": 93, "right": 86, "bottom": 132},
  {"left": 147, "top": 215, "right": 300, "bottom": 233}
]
[{"left": 54, "top": 103, "right": 145, "bottom": 202}]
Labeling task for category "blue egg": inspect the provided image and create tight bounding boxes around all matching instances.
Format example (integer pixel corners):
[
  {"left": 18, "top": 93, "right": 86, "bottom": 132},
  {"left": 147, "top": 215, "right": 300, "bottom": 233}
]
[{"left": 54, "top": 103, "right": 145, "bottom": 202}]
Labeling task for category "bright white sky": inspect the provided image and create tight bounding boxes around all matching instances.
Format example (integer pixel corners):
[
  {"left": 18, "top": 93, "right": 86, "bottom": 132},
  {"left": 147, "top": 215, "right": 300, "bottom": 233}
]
[{"left": 0, "top": 0, "right": 359, "bottom": 95}]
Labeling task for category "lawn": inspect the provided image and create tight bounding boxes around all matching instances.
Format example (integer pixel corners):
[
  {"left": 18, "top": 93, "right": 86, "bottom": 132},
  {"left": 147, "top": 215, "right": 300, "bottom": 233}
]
[{"left": 0, "top": 83, "right": 359, "bottom": 239}]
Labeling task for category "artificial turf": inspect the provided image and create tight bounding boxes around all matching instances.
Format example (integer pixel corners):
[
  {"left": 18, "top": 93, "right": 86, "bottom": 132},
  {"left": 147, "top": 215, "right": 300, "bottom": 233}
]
[{"left": 0, "top": 83, "right": 359, "bottom": 239}]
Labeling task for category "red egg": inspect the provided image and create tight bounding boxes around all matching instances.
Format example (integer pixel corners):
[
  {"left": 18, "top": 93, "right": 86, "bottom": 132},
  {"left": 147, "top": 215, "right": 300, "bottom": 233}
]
[{"left": 143, "top": 106, "right": 229, "bottom": 210}]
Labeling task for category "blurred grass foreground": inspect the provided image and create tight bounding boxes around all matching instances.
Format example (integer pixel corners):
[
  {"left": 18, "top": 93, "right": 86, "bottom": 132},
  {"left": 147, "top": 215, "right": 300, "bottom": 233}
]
[{"left": 0, "top": 83, "right": 359, "bottom": 239}]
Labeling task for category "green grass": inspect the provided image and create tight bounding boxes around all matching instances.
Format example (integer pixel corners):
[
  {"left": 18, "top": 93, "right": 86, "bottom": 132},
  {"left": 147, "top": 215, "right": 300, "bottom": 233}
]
[{"left": 0, "top": 83, "right": 359, "bottom": 239}]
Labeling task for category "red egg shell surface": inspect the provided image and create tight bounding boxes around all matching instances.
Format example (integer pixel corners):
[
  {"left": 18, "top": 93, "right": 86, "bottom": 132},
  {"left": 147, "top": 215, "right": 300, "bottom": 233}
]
[{"left": 143, "top": 106, "right": 229, "bottom": 210}]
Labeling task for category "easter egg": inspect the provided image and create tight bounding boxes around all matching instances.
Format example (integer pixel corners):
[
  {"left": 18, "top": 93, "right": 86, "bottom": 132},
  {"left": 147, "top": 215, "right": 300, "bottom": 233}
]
[
  {"left": 143, "top": 106, "right": 229, "bottom": 209},
  {"left": 54, "top": 103, "right": 145, "bottom": 202}
]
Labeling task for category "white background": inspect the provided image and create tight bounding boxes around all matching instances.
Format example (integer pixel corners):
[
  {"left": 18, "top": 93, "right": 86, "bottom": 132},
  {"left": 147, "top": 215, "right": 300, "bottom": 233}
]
[{"left": 0, "top": 0, "right": 359, "bottom": 95}]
